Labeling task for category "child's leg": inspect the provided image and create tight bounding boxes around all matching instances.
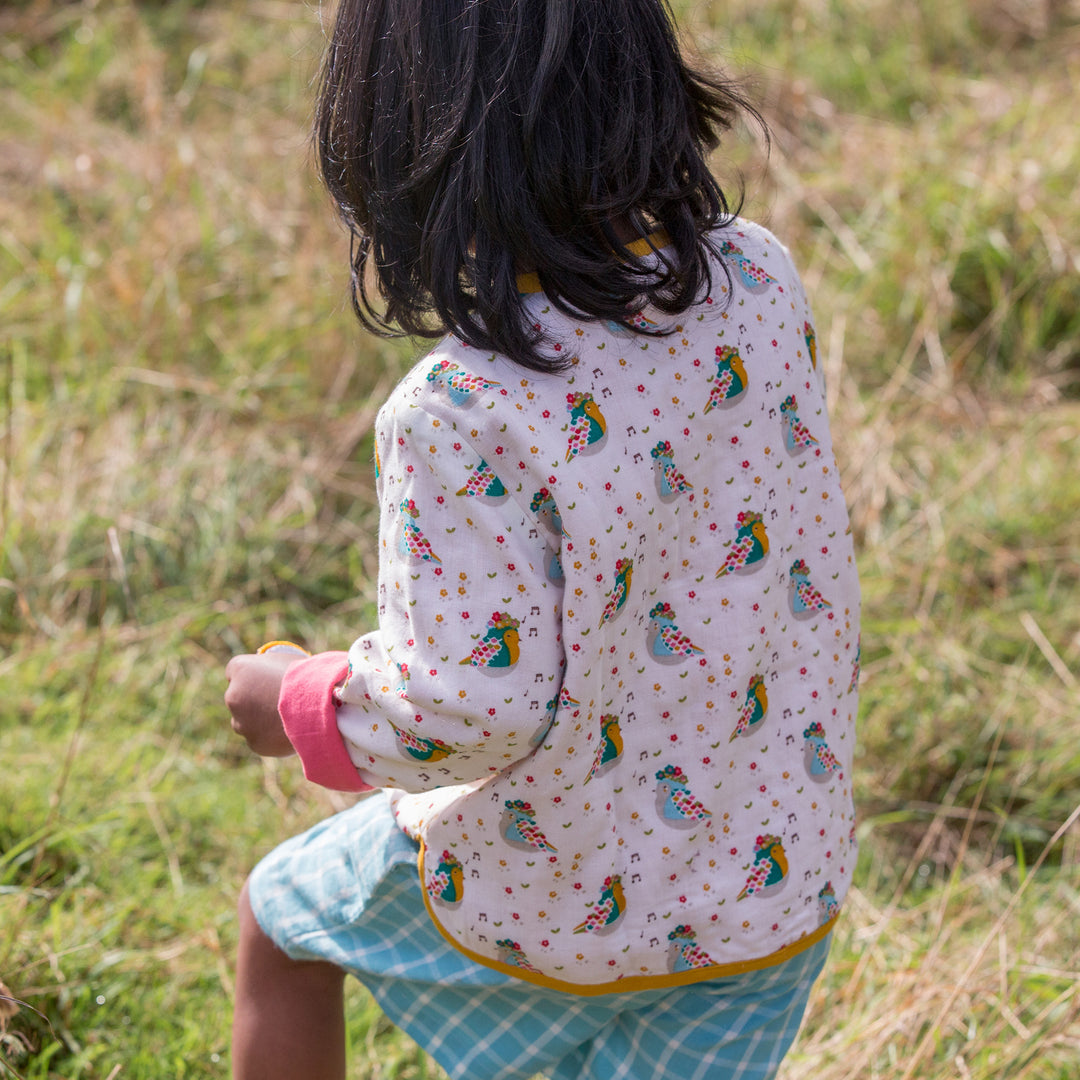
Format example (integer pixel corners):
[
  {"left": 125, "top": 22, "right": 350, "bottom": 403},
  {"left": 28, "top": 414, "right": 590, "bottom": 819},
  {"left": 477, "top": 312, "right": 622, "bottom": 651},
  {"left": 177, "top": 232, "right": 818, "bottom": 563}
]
[{"left": 232, "top": 878, "right": 348, "bottom": 1080}]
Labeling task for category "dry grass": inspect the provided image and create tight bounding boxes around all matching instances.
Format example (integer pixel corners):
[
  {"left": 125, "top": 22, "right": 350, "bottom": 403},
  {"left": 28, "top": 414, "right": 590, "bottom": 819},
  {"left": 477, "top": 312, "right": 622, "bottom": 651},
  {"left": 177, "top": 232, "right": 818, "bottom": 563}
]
[{"left": 1, "top": 0, "right": 1078, "bottom": 1077}]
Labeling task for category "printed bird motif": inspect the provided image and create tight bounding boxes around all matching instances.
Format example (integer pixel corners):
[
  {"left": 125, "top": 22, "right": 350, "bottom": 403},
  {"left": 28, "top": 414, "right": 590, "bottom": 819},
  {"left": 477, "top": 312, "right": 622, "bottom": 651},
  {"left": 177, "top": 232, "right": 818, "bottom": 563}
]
[
  {"left": 496, "top": 939, "right": 541, "bottom": 973},
  {"left": 459, "top": 611, "right": 521, "bottom": 673},
  {"left": 737, "top": 834, "right": 789, "bottom": 900},
  {"left": 803, "top": 721, "right": 841, "bottom": 782},
  {"left": 789, "top": 558, "right": 832, "bottom": 618},
  {"left": 703, "top": 345, "right": 748, "bottom": 412},
  {"left": 565, "top": 391, "right": 607, "bottom": 461},
  {"left": 457, "top": 458, "right": 508, "bottom": 500},
  {"left": 390, "top": 721, "right": 454, "bottom": 762},
  {"left": 729, "top": 674, "right": 768, "bottom": 742},
  {"left": 780, "top": 394, "right": 819, "bottom": 453},
  {"left": 531, "top": 686, "right": 580, "bottom": 747},
  {"left": 719, "top": 239, "right": 778, "bottom": 294},
  {"left": 425, "top": 359, "right": 500, "bottom": 406},
  {"left": 667, "top": 924, "right": 717, "bottom": 973},
  {"left": 605, "top": 311, "right": 659, "bottom": 334},
  {"left": 393, "top": 661, "right": 410, "bottom": 699},
  {"left": 585, "top": 714, "right": 623, "bottom": 781},
  {"left": 572, "top": 874, "right": 626, "bottom": 935},
  {"left": 501, "top": 799, "right": 558, "bottom": 852},
  {"left": 530, "top": 487, "right": 565, "bottom": 536},
  {"left": 817, "top": 881, "right": 839, "bottom": 925},
  {"left": 715, "top": 510, "right": 769, "bottom": 578},
  {"left": 848, "top": 637, "right": 861, "bottom": 694},
  {"left": 650, "top": 440, "right": 693, "bottom": 501},
  {"left": 646, "top": 602, "right": 704, "bottom": 664},
  {"left": 655, "top": 765, "right": 713, "bottom": 828},
  {"left": 426, "top": 850, "right": 464, "bottom": 906},
  {"left": 599, "top": 558, "right": 634, "bottom": 627},
  {"left": 397, "top": 498, "right": 441, "bottom": 563},
  {"left": 804, "top": 321, "right": 818, "bottom": 370}
]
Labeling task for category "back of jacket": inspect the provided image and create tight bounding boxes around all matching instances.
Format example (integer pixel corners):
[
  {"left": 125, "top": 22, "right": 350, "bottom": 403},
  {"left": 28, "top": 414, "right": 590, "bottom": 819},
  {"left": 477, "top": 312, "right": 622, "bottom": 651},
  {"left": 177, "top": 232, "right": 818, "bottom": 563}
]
[{"left": 333, "top": 219, "right": 860, "bottom": 992}]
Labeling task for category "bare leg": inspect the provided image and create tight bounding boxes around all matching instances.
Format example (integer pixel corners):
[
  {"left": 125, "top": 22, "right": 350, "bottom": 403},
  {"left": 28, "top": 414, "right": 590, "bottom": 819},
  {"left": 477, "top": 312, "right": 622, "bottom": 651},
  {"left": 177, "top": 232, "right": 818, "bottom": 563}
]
[{"left": 232, "top": 878, "right": 347, "bottom": 1080}]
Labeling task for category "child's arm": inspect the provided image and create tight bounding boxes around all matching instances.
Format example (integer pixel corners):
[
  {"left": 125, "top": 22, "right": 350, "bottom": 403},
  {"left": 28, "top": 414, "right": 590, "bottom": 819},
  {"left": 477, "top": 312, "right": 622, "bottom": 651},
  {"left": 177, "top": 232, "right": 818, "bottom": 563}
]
[
  {"left": 265, "top": 393, "right": 564, "bottom": 794},
  {"left": 224, "top": 648, "right": 304, "bottom": 759}
]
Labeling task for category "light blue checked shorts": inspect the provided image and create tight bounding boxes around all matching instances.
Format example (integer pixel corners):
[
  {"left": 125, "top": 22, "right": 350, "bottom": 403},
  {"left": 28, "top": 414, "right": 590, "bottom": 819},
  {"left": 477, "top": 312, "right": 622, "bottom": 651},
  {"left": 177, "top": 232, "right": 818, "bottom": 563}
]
[{"left": 248, "top": 792, "right": 831, "bottom": 1080}]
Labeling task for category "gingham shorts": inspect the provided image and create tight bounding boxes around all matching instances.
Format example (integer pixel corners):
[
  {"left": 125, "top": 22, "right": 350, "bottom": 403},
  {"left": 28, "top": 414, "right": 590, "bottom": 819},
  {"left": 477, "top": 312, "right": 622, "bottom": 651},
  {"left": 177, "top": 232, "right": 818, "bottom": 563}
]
[{"left": 248, "top": 792, "right": 830, "bottom": 1080}]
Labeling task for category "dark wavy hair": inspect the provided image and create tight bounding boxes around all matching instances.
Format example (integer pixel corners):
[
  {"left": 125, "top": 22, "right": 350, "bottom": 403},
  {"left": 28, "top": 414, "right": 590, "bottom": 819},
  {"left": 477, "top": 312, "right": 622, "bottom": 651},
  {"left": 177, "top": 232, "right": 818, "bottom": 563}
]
[{"left": 315, "top": 0, "right": 763, "bottom": 373}]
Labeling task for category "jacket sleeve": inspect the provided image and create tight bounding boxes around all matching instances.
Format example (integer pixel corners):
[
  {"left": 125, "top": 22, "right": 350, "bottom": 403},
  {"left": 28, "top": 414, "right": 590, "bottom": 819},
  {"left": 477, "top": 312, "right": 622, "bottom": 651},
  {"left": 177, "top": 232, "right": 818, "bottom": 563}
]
[{"left": 279, "top": 397, "right": 566, "bottom": 793}]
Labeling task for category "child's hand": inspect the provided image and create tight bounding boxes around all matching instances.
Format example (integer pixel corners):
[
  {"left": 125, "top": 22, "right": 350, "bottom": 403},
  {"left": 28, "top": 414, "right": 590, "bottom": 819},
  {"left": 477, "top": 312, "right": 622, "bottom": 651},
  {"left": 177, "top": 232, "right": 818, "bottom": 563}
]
[{"left": 224, "top": 651, "right": 301, "bottom": 758}]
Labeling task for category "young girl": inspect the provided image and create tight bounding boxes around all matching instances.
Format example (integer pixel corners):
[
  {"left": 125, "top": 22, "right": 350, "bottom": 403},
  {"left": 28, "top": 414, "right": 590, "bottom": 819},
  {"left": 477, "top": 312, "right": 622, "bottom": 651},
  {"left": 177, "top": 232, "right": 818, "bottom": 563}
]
[{"left": 224, "top": 1, "right": 860, "bottom": 1078}]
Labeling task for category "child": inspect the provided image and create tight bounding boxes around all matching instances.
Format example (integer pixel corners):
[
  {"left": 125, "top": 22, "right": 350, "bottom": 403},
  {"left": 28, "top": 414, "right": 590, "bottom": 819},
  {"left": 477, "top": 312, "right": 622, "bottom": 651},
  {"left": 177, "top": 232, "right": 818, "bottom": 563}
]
[{"left": 224, "top": 1, "right": 860, "bottom": 1078}]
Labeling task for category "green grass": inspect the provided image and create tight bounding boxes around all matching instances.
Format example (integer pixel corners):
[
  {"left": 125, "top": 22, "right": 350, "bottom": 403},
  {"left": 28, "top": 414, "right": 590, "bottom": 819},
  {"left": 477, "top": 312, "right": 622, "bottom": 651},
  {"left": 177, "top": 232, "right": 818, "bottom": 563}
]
[{"left": 2, "top": 0, "right": 1079, "bottom": 1076}]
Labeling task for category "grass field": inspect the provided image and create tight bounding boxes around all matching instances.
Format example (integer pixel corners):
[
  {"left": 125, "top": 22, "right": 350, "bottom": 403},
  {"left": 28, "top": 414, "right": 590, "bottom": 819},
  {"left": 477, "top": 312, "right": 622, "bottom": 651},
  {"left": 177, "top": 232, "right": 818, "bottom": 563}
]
[{"left": 2, "top": 0, "right": 1078, "bottom": 1076}]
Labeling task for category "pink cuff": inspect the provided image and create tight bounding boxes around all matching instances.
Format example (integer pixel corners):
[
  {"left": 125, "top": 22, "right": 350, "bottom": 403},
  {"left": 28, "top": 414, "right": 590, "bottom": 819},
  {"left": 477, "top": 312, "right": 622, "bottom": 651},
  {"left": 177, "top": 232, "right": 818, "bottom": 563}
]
[{"left": 279, "top": 652, "right": 374, "bottom": 793}]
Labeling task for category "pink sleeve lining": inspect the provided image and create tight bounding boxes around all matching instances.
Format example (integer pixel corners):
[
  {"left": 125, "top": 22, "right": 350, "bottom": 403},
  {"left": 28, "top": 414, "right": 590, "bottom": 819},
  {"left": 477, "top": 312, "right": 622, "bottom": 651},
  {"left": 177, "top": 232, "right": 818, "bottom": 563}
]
[{"left": 279, "top": 652, "right": 374, "bottom": 793}]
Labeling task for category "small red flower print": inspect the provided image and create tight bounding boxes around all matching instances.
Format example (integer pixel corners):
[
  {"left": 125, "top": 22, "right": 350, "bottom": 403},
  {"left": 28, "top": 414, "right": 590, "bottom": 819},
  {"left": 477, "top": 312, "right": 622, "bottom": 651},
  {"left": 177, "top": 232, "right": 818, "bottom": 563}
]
[
  {"left": 436, "top": 495, "right": 445, "bottom": 504},
  {"left": 742, "top": 460, "right": 750, "bottom": 468},
  {"left": 653, "top": 408, "right": 660, "bottom": 417},
  {"left": 488, "top": 708, "right": 497, "bottom": 716},
  {"left": 496, "top": 535, "right": 505, "bottom": 543},
  {"left": 709, "top": 522, "right": 718, "bottom": 531},
  {"left": 453, "top": 442, "right": 461, "bottom": 451},
  {"left": 679, "top": 895, "right": 687, "bottom": 903},
  {"left": 730, "top": 436, "right": 739, "bottom": 445},
  {"left": 821, "top": 546, "right": 829, "bottom": 554},
  {"left": 526, "top": 775, "right": 534, "bottom": 783},
  {"left": 669, "top": 874, "right": 677, "bottom": 881},
  {"left": 730, "top": 847, "right": 738, "bottom": 855},
  {"left": 512, "top": 913, "right": 520, "bottom": 920},
  {"left": 670, "top": 734, "right": 678, "bottom": 742},
  {"left": 605, "top": 482, "right": 612, "bottom": 491},
  {"left": 541, "top": 940, "right": 549, "bottom": 947},
  {"left": 693, "top": 358, "right": 701, "bottom": 366},
  {"left": 548, "top": 475, "right": 557, "bottom": 484},
  {"left": 542, "top": 410, "right": 550, "bottom": 418},
  {"left": 608, "top": 959, "right": 616, "bottom": 966},
  {"left": 702, "top": 756, "right": 711, "bottom": 765},
  {"left": 406, "top": 465, "right": 414, "bottom": 473},
  {"left": 574, "top": 882, "right": 583, "bottom": 890},
  {"left": 434, "top": 567, "right": 442, "bottom": 576},
  {"left": 461, "top": 611, "right": 470, "bottom": 619},
  {"left": 759, "top": 785, "right": 767, "bottom": 793},
  {"left": 688, "top": 591, "right": 696, "bottom": 599},
  {"left": 505, "top": 887, "right": 513, "bottom": 894},
  {"left": 508, "top": 563, "right": 515, "bottom": 571},
  {"left": 572, "top": 643, "right": 581, "bottom": 652},
  {"left": 616, "top": 506, "right": 623, "bottom": 514},
  {"left": 495, "top": 446, "right": 504, "bottom": 455},
  {"left": 749, "top": 762, "right": 757, "bottom": 771},
  {"left": 637, "top": 384, "right": 645, "bottom": 392}
]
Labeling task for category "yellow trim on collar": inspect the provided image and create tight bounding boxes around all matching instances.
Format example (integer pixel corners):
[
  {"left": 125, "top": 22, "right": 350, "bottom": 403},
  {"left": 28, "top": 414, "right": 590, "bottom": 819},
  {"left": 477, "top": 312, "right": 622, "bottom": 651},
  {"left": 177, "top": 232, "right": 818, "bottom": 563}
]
[
  {"left": 516, "top": 229, "right": 672, "bottom": 295},
  {"left": 417, "top": 841, "right": 837, "bottom": 996}
]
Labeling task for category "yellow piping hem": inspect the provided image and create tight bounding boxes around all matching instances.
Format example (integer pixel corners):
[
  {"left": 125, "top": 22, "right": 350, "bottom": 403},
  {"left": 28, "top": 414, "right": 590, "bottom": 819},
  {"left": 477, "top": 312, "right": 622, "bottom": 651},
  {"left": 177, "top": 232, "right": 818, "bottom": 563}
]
[
  {"left": 515, "top": 229, "right": 672, "bottom": 295},
  {"left": 418, "top": 842, "right": 837, "bottom": 996}
]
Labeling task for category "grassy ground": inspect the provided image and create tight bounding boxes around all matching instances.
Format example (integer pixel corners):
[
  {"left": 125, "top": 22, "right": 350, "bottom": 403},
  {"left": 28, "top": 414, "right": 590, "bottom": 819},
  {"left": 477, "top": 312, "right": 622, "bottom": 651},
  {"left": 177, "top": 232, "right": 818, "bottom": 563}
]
[{"left": 2, "top": 0, "right": 1078, "bottom": 1076}]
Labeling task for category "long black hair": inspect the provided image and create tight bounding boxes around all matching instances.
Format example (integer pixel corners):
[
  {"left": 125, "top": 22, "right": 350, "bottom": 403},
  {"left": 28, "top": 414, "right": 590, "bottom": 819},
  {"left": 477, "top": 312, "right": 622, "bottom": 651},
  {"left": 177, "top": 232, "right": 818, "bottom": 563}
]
[{"left": 315, "top": 0, "right": 763, "bottom": 373}]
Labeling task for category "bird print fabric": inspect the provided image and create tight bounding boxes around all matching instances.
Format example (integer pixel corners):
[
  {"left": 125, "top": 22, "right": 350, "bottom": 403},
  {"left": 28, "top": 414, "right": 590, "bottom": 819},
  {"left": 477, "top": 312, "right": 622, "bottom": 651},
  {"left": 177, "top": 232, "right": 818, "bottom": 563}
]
[
  {"left": 667, "top": 925, "right": 716, "bottom": 973},
  {"left": 704, "top": 345, "right": 748, "bottom": 412},
  {"left": 715, "top": 511, "right": 769, "bottom": 578},
  {"left": 789, "top": 558, "right": 832, "bottom": 617},
  {"left": 459, "top": 612, "right": 521, "bottom": 672},
  {"left": 397, "top": 498, "right": 441, "bottom": 563},
  {"left": 646, "top": 602, "right": 704, "bottom": 663},
  {"left": 655, "top": 765, "right": 713, "bottom": 827},
  {"left": 426, "top": 850, "right": 465, "bottom": 907},
  {"left": 650, "top": 440, "right": 693, "bottom": 500},
  {"left": 780, "top": 393, "right": 819, "bottom": 453},
  {"left": 737, "top": 835, "right": 789, "bottom": 900},
  {"left": 573, "top": 875, "right": 626, "bottom": 935},
  {"left": 501, "top": 800, "right": 558, "bottom": 853},
  {"left": 292, "top": 220, "right": 859, "bottom": 993}
]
